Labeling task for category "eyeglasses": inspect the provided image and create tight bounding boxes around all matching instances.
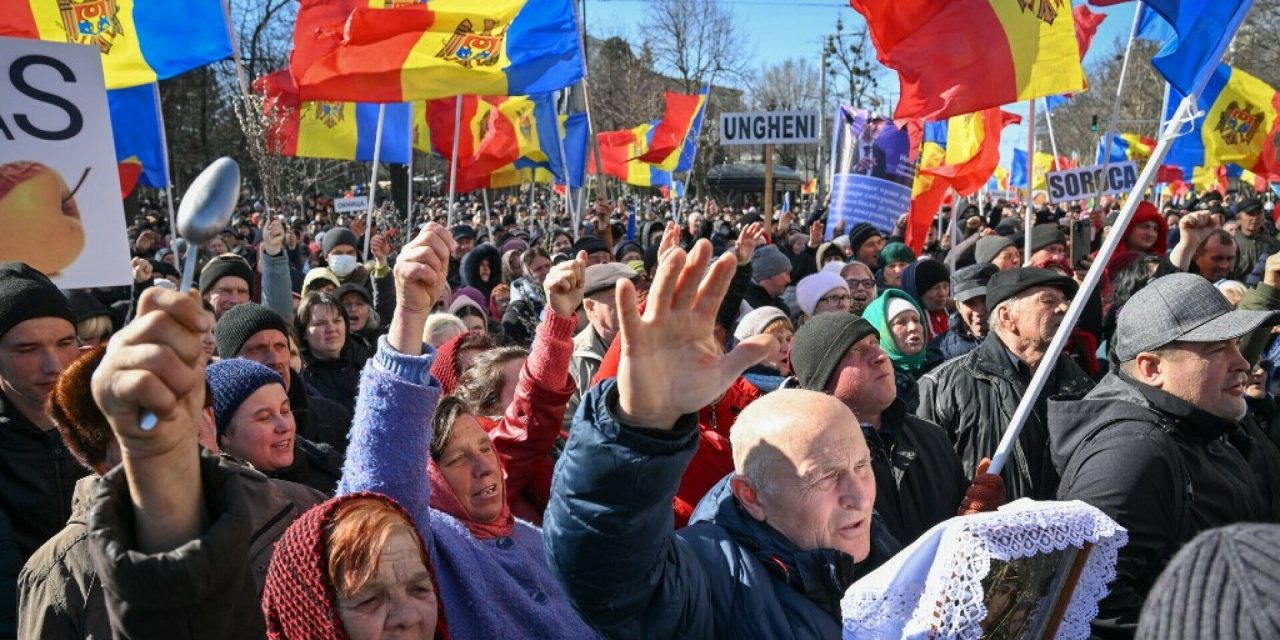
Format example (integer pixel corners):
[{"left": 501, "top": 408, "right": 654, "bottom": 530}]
[
  {"left": 819, "top": 294, "right": 853, "bottom": 306},
  {"left": 845, "top": 278, "right": 876, "bottom": 290}
]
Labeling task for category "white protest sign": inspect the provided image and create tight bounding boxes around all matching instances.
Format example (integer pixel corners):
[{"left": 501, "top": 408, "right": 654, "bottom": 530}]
[
  {"left": 0, "top": 37, "right": 132, "bottom": 289},
  {"left": 334, "top": 195, "right": 369, "bottom": 213},
  {"left": 1046, "top": 162, "right": 1139, "bottom": 204},
  {"left": 719, "top": 111, "right": 820, "bottom": 146}
]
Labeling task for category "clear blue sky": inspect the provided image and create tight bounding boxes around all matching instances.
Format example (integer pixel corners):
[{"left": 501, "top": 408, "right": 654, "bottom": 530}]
[{"left": 584, "top": 0, "right": 1140, "bottom": 171}]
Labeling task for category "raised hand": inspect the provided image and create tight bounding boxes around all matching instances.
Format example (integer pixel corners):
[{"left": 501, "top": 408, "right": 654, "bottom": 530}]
[
  {"left": 91, "top": 287, "right": 210, "bottom": 459},
  {"left": 1178, "top": 209, "right": 1218, "bottom": 247},
  {"left": 131, "top": 256, "right": 153, "bottom": 284},
  {"left": 370, "top": 232, "right": 390, "bottom": 266},
  {"left": 261, "top": 216, "right": 285, "bottom": 256},
  {"left": 545, "top": 250, "right": 587, "bottom": 319},
  {"left": 615, "top": 240, "right": 774, "bottom": 429},
  {"left": 808, "top": 219, "right": 824, "bottom": 248},
  {"left": 389, "top": 222, "right": 455, "bottom": 355},
  {"left": 657, "top": 221, "right": 681, "bottom": 260},
  {"left": 733, "top": 222, "right": 764, "bottom": 265},
  {"left": 350, "top": 215, "right": 368, "bottom": 239}
]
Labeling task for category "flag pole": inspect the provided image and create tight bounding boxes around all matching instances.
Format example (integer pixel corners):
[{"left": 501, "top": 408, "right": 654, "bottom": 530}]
[
  {"left": 482, "top": 188, "right": 494, "bottom": 241},
  {"left": 1094, "top": 7, "right": 1144, "bottom": 205},
  {"left": 1042, "top": 98, "right": 1063, "bottom": 171},
  {"left": 406, "top": 113, "right": 415, "bottom": 231},
  {"left": 446, "top": 96, "right": 463, "bottom": 228},
  {"left": 151, "top": 84, "right": 180, "bottom": 258},
  {"left": 363, "top": 103, "right": 387, "bottom": 262},
  {"left": 553, "top": 105, "right": 575, "bottom": 236},
  {"left": 1023, "top": 97, "right": 1036, "bottom": 263}
]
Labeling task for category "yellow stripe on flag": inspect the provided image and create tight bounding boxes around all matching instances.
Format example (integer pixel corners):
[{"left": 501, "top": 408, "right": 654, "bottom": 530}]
[
  {"left": 400, "top": 0, "right": 522, "bottom": 100},
  {"left": 988, "top": 0, "right": 1084, "bottom": 103},
  {"left": 296, "top": 102, "right": 358, "bottom": 160},
  {"left": 1203, "top": 68, "right": 1278, "bottom": 170},
  {"left": 29, "top": 0, "right": 158, "bottom": 86}
]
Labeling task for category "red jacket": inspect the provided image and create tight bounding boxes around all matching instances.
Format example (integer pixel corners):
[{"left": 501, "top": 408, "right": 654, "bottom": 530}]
[{"left": 483, "top": 312, "right": 577, "bottom": 525}]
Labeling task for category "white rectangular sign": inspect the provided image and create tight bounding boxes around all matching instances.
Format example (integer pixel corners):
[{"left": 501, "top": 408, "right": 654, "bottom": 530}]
[
  {"left": 0, "top": 36, "right": 132, "bottom": 289},
  {"left": 334, "top": 195, "right": 369, "bottom": 213},
  {"left": 1046, "top": 162, "right": 1139, "bottom": 204},
  {"left": 719, "top": 110, "right": 820, "bottom": 146}
]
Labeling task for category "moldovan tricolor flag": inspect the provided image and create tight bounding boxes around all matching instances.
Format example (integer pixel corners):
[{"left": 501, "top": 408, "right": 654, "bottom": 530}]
[
  {"left": 849, "top": 0, "right": 1086, "bottom": 121},
  {"left": 291, "top": 0, "right": 584, "bottom": 103},
  {"left": 257, "top": 71, "right": 412, "bottom": 164},
  {"left": 634, "top": 91, "right": 707, "bottom": 170},
  {"left": 1164, "top": 64, "right": 1280, "bottom": 180},
  {"left": 1, "top": 0, "right": 233, "bottom": 88}
]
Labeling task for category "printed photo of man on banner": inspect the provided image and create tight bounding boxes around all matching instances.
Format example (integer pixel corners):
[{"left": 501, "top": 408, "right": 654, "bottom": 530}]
[{"left": 827, "top": 105, "right": 915, "bottom": 239}]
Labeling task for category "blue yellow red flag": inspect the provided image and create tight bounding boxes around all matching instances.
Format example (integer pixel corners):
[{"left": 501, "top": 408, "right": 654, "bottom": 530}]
[
  {"left": 258, "top": 71, "right": 411, "bottom": 163},
  {"left": 108, "top": 83, "right": 167, "bottom": 188},
  {"left": 561, "top": 112, "right": 589, "bottom": 189},
  {"left": 1138, "top": 0, "right": 1253, "bottom": 97},
  {"left": 595, "top": 125, "right": 672, "bottom": 188},
  {"left": 675, "top": 86, "right": 710, "bottom": 174},
  {"left": 849, "top": 0, "right": 1085, "bottom": 121},
  {"left": 2, "top": 0, "right": 232, "bottom": 89},
  {"left": 1164, "top": 64, "right": 1280, "bottom": 179},
  {"left": 290, "top": 0, "right": 584, "bottom": 103},
  {"left": 634, "top": 91, "right": 706, "bottom": 169}
]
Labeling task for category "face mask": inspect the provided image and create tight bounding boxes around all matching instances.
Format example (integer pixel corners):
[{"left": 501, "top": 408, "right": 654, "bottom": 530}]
[{"left": 329, "top": 254, "right": 358, "bottom": 278}]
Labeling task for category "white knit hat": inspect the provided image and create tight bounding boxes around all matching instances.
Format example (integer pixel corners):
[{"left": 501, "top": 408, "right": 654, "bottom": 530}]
[
  {"left": 733, "top": 306, "right": 790, "bottom": 342},
  {"left": 796, "top": 271, "right": 849, "bottom": 316}
]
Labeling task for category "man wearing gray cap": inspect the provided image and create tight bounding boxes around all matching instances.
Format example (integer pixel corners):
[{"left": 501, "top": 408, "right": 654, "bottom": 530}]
[
  {"left": 925, "top": 263, "right": 997, "bottom": 371},
  {"left": 743, "top": 245, "right": 792, "bottom": 314},
  {"left": 1050, "top": 272, "right": 1278, "bottom": 637},
  {"left": 565, "top": 262, "right": 639, "bottom": 429}
]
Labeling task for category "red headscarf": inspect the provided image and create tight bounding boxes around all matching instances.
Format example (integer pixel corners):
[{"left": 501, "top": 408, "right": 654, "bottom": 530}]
[
  {"left": 427, "top": 415, "right": 515, "bottom": 539},
  {"left": 430, "top": 330, "right": 487, "bottom": 394},
  {"left": 262, "top": 492, "right": 448, "bottom": 639}
]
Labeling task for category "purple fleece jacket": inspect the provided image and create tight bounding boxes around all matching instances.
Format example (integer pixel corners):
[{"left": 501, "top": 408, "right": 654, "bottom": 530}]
[{"left": 337, "top": 336, "right": 598, "bottom": 639}]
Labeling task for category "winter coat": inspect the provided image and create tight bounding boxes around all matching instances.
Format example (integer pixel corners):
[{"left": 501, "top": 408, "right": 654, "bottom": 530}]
[
  {"left": 917, "top": 333, "right": 1094, "bottom": 501},
  {"left": 563, "top": 324, "right": 609, "bottom": 434},
  {"left": 0, "top": 392, "right": 88, "bottom": 563},
  {"left": 0, "top": 508, "right": 14, "bottom": 639},
  {"left": 337, "top": 338, "right": 597, "bottom": 639},
  {"left": 487, "top": 312, "right": 577, "bottom": 524},
  {"left": 461, "top": 243, "right": 502, "bottom": 301},
  {"left": 301, "top": 336, "right": 373, "bottom": 414},
  {"left": 923, "top": 312, "right": 980, "bottom": 373},
  {"left": 82, "top": 452, "right": 325, "bottom": 639},
  {"left": 287, "top": 367, "right": 352, "bottom": 452},
  {"left": 1050, "top": 373, "right": 1266, "bottom": 638},
  {"left": 262, "top": 437, "right": 343, "bottom": 496},
  {"left": 502, "top": 277, "right": 544, "bottom": 348},
  {"left": 867, "top": 400, "right": 970, "bottom": 545},
  {"left": 743, "top": 283, "right": 790, "bottom": 314},
  {"left": 1232, "top": 229, "right": 1280, "bottom": 282},
  {"left": 543, "top": 380, "right": 901, "bottom": 639}
]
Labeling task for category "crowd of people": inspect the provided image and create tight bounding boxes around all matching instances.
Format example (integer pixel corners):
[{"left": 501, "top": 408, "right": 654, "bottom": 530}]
[{"left": 2, "top": 186, "right": 1280, "bottom": 638}]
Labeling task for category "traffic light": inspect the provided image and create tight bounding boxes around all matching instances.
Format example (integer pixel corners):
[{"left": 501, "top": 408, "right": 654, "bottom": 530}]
[{"left": 1090, "top": 115, "right": 1098, "bottom": 133}]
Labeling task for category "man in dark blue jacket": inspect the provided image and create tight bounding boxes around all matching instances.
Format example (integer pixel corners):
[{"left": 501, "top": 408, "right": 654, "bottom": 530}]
[{"left": 544, "top": 239, "right": 900, "bottom": 638}]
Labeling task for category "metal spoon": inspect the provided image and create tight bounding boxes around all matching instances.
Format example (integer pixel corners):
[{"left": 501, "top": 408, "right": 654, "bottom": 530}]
[{"left": 139, "top": 157, "right": 240, "bottom": 431}]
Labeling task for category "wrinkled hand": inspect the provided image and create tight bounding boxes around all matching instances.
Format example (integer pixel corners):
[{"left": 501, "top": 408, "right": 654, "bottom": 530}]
[
  {"left": 1178, "top": 210, "right": 1219, "bottom": 249},
  {"left": 616, "top": 240, "right": 774, "bottom": 429},
  {"left": 657, "top": 221, "right": 681, "bottom": 259},
  {"left": 131, "top": 257, "right": 153, "bottom": 284},
  {"left": 1264, "top": 252, "right": 1280, "bottom": 289},
  {"left": 370, "top": 232, "right": 390, "bottom": 266},
  {"left": 394, "top": 223, "right": 454, "bottom": 319},
  {"left": 958, "top": 458, "right": 1006, "bottom": 516},
  {"left": 808, "top": 219, "right": 824, "bottom": 248},
  {"left": 733, "top": 222, "right": 764, "bottom": 264},
  {"left": 91, "top": 288, "right": 210, "bottom": 460},
  {"left": 261, "top": 217, "right": 285, "bottom": 256},
  {"left": 349, "top": 215, "right": 367, "bottom": 239},
  {"left": 545, "top": 251, "right": 587, "bottom": 319}
]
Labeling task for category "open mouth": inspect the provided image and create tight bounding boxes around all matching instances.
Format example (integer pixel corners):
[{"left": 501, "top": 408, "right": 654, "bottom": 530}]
[
  {"left": 271, "top": 438, "right": 292, "bottom": 452},
  {"left": 474, "top": 483, "right": 499, "bottom": 498}
]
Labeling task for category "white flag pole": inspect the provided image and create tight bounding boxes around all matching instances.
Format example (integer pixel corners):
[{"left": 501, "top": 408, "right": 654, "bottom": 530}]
[{"left": 363, "top": 103, "right": 387, "bottom": 262}]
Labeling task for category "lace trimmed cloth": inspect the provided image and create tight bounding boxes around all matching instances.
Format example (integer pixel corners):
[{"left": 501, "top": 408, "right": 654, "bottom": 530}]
[{"left": 841, "top": 500, "right": 1127, "bottom": 639}]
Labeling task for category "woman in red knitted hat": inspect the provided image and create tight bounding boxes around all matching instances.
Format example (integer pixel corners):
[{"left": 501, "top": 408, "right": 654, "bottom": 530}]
[{"left": 262, "top": 492, "right": 446, "bottom": 640}]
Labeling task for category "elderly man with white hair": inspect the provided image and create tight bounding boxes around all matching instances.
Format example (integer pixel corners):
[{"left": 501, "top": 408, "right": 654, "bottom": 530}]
[{"left": 544, "top": 238, "right": 901, "bottom": 637}]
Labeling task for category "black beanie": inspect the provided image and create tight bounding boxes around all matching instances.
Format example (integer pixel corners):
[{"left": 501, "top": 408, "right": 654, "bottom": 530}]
[
  {"left": 847, "top": 222, "right": 882, "bottom": 254},
  {"left": 1137, "top": 523, "right": 1280, "bottom": 640},
  {"left": 214, "top": 302, "right": 290, "bottom": 359},
  {"left": 198, "top": 256, "right": 253, "bottom": 295},
  {"left": 0, "top": 262, "right": 75, "bottom": 339},
  {"left": 322, "top": 228, "right": 359, "bottom": 256},
  {"left": 64, "top": 289, "right": 110, "bottom": 324},
  {"left": 790, "top": 312, "right": 879, "bottom": 391},
  {"left": 902, "top": 259, "right": 950, "bottom": 302}
]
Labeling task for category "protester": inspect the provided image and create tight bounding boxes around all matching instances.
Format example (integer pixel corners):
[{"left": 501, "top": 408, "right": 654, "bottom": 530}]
[
  {"left": 336, "top": 223, "right": 596, "bottom": 637},
  {"left": 795, "top": 271, "right": 852, "bottom": 321},
  {"left": 733, "top": 307, "right": 793, "bottom": 393},
  {"left": 460, "top": 242, "right": 502, "bottom": 301},
  {"left": 199, "top": 254, "right": 253, "bottom": 319},
  {"left": 1232, "top": 198, "right": 1278, "bottom": 282},
  {"left": 429, "top": 330, "right": 498, "bottom": 395},
  {"left": 900, "top": 258, "right": 951, "bottom": 336},
  {"left": 877, "top": 242, "right": 915, "bottom": 288},
  {"left": 848, "top": 222, "right": 885, "bottom": 270},
  {"left": 744, "top": 244, "right": 792, "bottom": 313},
  {"left": 975, "top": 235, "right": 1021, "bottom": 271},
  {"left": 337, "top": 282, "right": 381, "bottom": 344},
  {"left": 446, "top": 224, "right": 475, "bottom": 289},
  {"left": 925, "top": 263, "right": 997, "bottom": 370},
  {"left": 1052, "top": 273, "right": 1276, "bottom": 636},
  {"left": 842, "top": 260, "right": 878, "bottom": 315},
  {"left": 1194, "top": 229, "right": 1237, "bottom": 282},
  {"left": 425, "top": 313, "right": 467, "bottom": 347},
  {"left": 919, "top": 267, "right": 1094, "bottom": 500},
  {"left": 564, "top": 262, "right": 639, "bottom": 429},
  {"left": 861, "top": 289, "right": 928, "bottom": 410},
  {"left": 296, "top": 291, "right": 372, "bottom": 413}
]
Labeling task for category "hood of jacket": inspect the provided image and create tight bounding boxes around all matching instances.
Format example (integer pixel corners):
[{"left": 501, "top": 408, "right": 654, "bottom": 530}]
[
  {"left": 1048, "top": 371, "right": 1240, "bottom": 474},
  {"left": 687, "top": 474, "right": 897, "bottom": 619},
  {"left": 460, "top": 243, "right": 502, "bottom": 297}
]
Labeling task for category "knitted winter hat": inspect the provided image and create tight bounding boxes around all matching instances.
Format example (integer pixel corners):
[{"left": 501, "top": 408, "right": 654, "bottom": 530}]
[
  {"left": 262, "top": 492, "right": 441, "bottom": 640},
  {"left": 900, "top": 259, "right": 950, "bottom": 304},
  {"left": 430, "top": 330, "right": 491, "bottom": 393},
  {"left": 878, "top": 242, "right": 915, "bottom": 267},
  {"left": 214, "top": 303, "right": 289, "bottom": 359},
  {"left": 847, "top": 222, "right": 883, "bottom": 255},
  {"left": 1137, "top": 523, "right": 1280, "bottom": 640},
  {"left": 1029, "top": 223, "right": 1067, "bottom": 253},
  {"left": 0, "top": 262, "right": 75, "bottom": 339},
  {"left": 206, "top": 358, "right": 284, "bottom": 435},
  {"left": 790, "top": 312, "right": 878, "bottom": 391},
  {"left": 733, "top": 306, "right": 790, "bottom": 342},
  {"left": 751, "top": 245, "right": 792, "bottom": 283},
  {"left": 198, "top": 255, "right": 253, "bottom": 295},
  {"left": 322, "top": 228, "right": 359, "bottom": 256},
  {"left": 796, "top": 271, "right": 849, "bottom": 316},
  {"left": 64, "top": 289, "right": 111, "bottom": 324}
]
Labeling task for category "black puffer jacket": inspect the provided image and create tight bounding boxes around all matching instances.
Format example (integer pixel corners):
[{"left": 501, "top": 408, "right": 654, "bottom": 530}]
[
  {"left": 301, "top": 337, "right": 373, "bottom": 414},
  {"left": 460, "top": 242, "right": 502, "bottom": 301},
  {"left": 922, "top": 314, "right": 980, "bottom": 372},
  {"left": 917, "top": 333, "right": 1094, "bottom": 501},
  {"left": 262, "top": 437, "right": 343, "bottom": 496},
  {"left": 86, "top": 452, "right": 325, "bottom": 639},
  {"left": 0, "top": 392, "right": 88, "bottom": 562},
  {"left": 1050, "top": 373, "right": 1266, "bottom": 639},
  {"left": 866, "top": 400, "right": 969, "bottom": 545},
  {"left": 287, "top": 368, "right": 352, "bottom": 452},
  {"left": 1, "top": 508, "right": 15, "bottom": 639}
]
